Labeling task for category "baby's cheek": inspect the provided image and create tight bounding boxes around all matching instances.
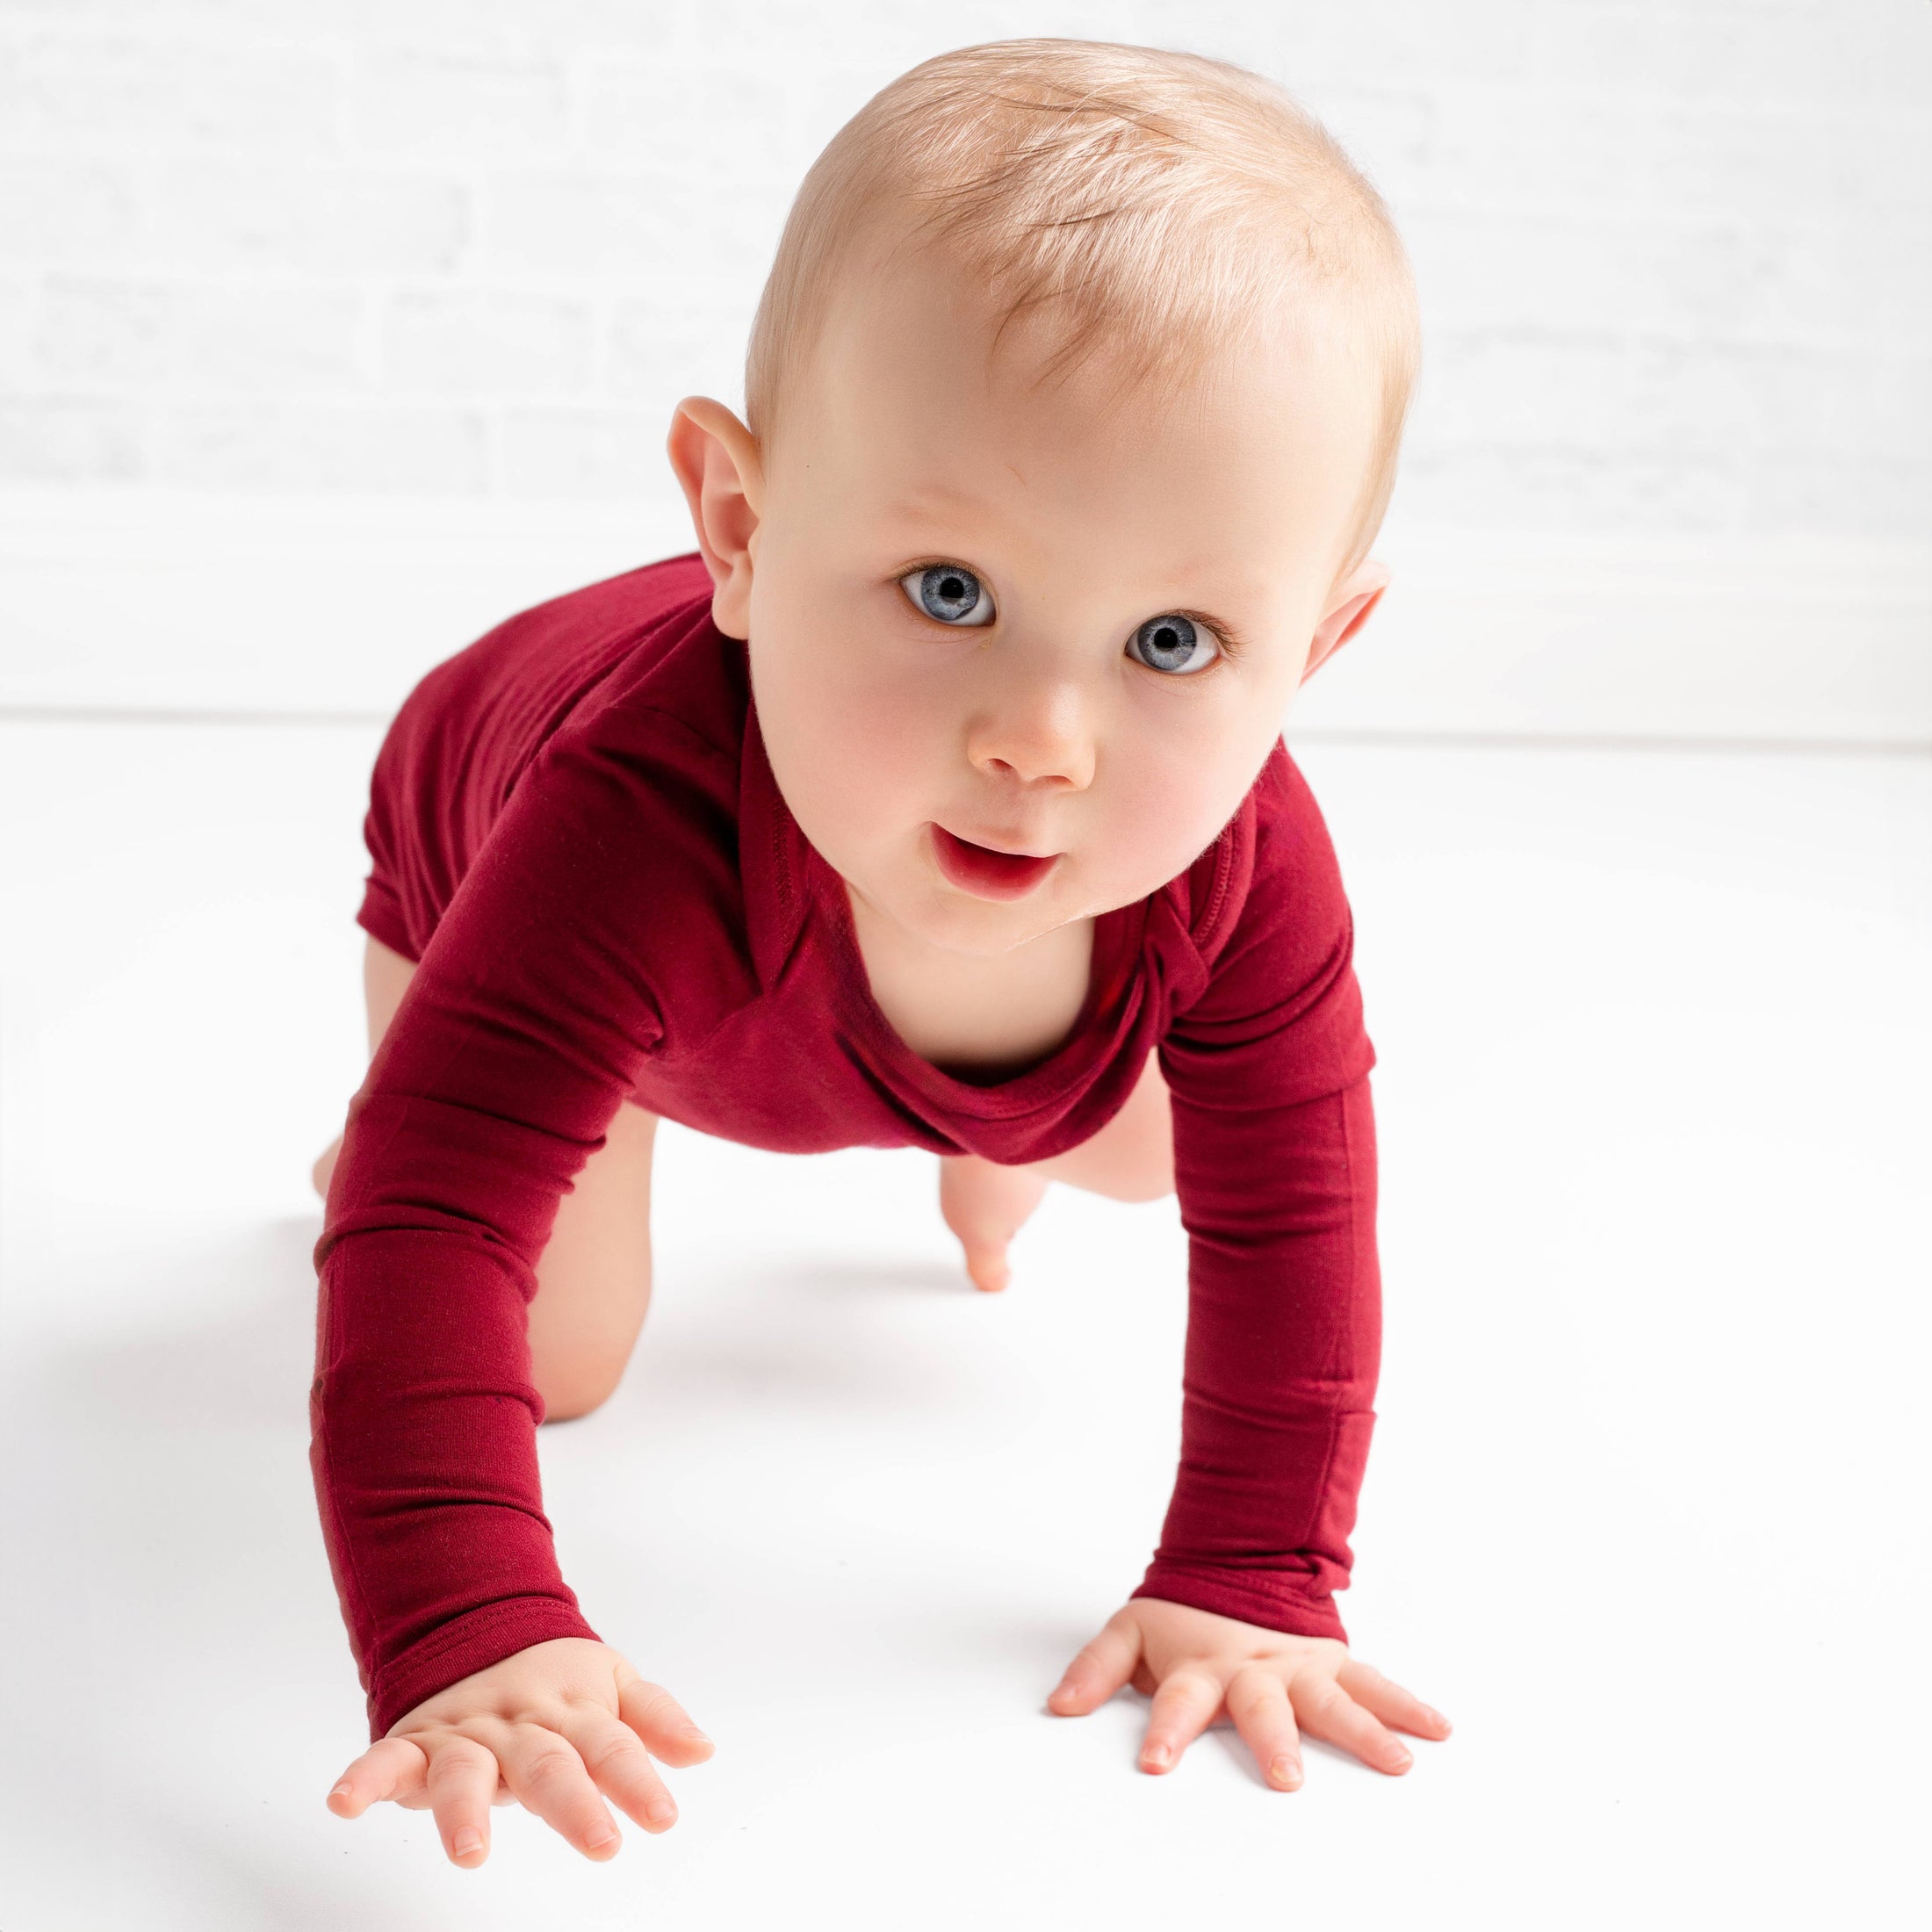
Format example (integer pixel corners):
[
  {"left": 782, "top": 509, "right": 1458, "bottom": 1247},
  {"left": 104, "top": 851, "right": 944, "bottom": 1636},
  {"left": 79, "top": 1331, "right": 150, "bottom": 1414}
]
[
  {"left": 847, "top": 671, "right": 934, "bottom": 739},
  {"left": 777, "top": 674, "right": 939, "bottom": 833},
  {"left": 836, "top": 669, "right": 950, "bottom": 775},
  {"left": 1107, "top": 759, "right": 1236, "bottom": 879}
]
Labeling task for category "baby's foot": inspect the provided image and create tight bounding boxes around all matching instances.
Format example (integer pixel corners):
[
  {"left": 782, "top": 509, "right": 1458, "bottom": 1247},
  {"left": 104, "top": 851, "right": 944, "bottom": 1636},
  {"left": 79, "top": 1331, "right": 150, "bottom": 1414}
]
[
  {"left": 312, "top": 1134, "right": 342, "bottom": 1200},
  {"left": 938, "top": 1154, "right": 1049, "bottom": 1293}
]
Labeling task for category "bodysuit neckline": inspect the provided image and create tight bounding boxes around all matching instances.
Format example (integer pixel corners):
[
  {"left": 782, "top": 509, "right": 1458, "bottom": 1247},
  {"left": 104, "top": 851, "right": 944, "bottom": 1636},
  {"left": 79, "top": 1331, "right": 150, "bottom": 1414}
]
[{"left": 806, "top": 833, "right": 1146, "bottom": 1097}]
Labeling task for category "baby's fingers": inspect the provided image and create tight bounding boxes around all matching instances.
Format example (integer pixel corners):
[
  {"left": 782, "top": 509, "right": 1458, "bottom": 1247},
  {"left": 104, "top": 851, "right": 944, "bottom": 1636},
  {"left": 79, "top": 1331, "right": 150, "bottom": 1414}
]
[
  {"left": 497, "top": 1724, "right": 624, "bottom": 1861},
  {"left": 1139, "top": 1667, "right": 1222, "bottom": 1775},
  {"left": 423, "top": 1734, "right": 503, "bottom": 1867},
  {"left": 617, "top": 1676, "right": 715, "bottom": 1767},
  {"left": 1224, "top": 1664, "right": 1304, "bottom": 1791},
  {"left": 1290, "top": 1673, "right": 1413, "bottom": 1776},
  {"left": 552, "top": 1705, "right": 681, "bottom": 1835},
  {"left": 1049, "top": 1617, "right": 1142, "bottom": 1715},
  {"left": 1337, "top": 1657, "right": 1453, "bottom": 1740},
  {"left": 326, "top": 1735, "right": 429, "bottom": 1818}
]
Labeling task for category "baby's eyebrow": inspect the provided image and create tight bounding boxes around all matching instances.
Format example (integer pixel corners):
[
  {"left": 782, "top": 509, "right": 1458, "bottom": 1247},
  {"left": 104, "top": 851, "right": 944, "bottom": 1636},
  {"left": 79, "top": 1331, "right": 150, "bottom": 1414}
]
[{"left": 883, "top": 483, "right": 990, "bottom": 526}]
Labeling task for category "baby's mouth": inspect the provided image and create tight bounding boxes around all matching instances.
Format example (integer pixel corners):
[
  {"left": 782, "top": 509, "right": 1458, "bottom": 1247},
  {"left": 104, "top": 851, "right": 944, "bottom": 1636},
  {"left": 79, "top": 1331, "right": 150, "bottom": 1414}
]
[{"left": 929, "top": 823, "right": 1061, "bottom": 902}]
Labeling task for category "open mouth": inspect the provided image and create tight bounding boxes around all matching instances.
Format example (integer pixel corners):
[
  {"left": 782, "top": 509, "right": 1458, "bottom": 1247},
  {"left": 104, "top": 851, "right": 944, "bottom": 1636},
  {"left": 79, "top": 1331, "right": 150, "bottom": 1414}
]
[{"left": 930, "top": 824, "right": 1061, "bottom": 902}]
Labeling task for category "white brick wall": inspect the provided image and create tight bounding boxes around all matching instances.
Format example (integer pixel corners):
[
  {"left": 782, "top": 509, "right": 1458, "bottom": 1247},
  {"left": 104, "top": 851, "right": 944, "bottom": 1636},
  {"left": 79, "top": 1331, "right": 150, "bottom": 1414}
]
[
  {"left": 0, "top": 0, "right": 1926, "bottom": 736},
  {"left": 0, "top": 0, "right": 1923, "bottom": 528}
]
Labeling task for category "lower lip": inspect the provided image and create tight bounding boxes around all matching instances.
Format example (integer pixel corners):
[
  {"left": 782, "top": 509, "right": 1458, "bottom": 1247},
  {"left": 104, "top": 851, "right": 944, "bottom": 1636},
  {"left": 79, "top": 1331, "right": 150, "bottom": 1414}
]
[{"left": 930, "top": 824, "right": 1060, "bottom": 901}]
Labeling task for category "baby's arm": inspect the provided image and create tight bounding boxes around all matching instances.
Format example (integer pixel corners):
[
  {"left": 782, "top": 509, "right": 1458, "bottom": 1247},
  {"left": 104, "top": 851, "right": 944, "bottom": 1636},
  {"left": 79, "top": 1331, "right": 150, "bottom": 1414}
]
[
  {"left": 1051, "top": 1076, "right": 1448, "bottom": 1787},
  {"left": 313, "top": 721, "right": 709, "bottom": 1861},
  {"left": 1131, "top": 1072, "right": 1380, "bottom": 1639},
  {"left": 1049, "top": 749, "right": 1450, "bottom": 1786}
]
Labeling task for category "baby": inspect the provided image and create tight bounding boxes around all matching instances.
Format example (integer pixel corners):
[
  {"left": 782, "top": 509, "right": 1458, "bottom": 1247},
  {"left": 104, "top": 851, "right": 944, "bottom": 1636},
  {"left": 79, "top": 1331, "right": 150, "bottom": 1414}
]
[{"left": 310, "top": 38, "right": 1451, "bottom": 1868}]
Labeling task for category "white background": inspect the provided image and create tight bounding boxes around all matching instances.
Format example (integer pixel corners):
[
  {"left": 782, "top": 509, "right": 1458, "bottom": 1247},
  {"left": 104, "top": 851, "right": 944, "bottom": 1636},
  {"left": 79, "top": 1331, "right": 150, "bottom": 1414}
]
[
  {"left": 1, "top": 4, "right": 1928, "bottom": 1929},
  {"left": 0, "top": 0, "right": 1926, "bottom": 737}
]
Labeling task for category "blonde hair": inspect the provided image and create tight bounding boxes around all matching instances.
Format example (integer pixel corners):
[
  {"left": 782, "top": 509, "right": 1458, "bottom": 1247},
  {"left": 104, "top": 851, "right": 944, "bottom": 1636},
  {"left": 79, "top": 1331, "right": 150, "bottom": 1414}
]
[{"left": 745, "top": 38, "right": 1422, "bottom": 588}]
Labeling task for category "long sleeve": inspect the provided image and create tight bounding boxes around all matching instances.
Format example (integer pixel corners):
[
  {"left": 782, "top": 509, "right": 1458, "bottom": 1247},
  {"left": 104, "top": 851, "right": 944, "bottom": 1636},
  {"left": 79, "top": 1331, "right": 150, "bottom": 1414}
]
[
  {"left": 1132, "top": 746, "right": 1381, "bottom": 1643},
  {"left": 310, "top": 724, "right": 704, "bottom": 1742},
  {"left": 1130, "top": 1073, "right": 1379, "bottom": 1640}
]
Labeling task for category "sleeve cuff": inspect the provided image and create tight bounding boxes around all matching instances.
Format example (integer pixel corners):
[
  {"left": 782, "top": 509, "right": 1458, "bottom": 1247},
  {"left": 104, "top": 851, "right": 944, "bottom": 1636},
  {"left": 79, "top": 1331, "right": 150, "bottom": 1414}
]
[{"left": 1130, "top": 1561, "right": 1349, "bottom": 1647}]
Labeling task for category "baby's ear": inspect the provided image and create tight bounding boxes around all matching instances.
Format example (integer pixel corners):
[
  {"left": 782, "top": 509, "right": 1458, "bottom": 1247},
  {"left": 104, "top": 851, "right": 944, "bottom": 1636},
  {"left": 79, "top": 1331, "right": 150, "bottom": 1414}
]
[
  {"left": 1301, "top": 558, "right": 1390, "bottom": 684},
  {"left": 666, "top": 396, "right": 763, "bottom": 639}
]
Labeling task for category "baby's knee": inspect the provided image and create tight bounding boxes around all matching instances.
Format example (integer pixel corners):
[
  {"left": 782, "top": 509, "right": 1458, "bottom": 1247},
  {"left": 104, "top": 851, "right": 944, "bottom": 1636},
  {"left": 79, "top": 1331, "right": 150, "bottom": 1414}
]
[
  {"left": 311, "top": 1135, "right": 342, "bottom": 1200},
  {"left": 538, "top": 1370, "right": 622, "bottom": 1425},
  {"left": 1112, "top": 1169, "right": 1176, "bottom": 1206}
]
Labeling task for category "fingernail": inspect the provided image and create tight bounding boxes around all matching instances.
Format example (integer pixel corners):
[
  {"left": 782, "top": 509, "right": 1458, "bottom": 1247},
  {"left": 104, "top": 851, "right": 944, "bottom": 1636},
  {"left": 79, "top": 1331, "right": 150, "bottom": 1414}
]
[
  {"left": 588, "top": 1828, "right": 619, "bottom": 1852},
  {"left": 453, "top": 1827, "right": 483, "bottom": 1857},
  {"left": 1271, "top": 1755, "right": 1302, "bottom": 1787},
  {"left": 681, "top": 1726, "right": 712, "bottom": 1744},
  {"left": 1392, "top": 1748, "right": 1413, "bottom": 1770},
  {"left": 1144, "top": 1744, "right": 1172, "bottom": 1770},
  {"left": 1427, "top": 1708, "right": 1453, "bottom": 1732},
  {"left": 1051, "top": 1680, "right": 1078, "bottom": 1701},
  {"left": 328, "top": 1783, "right": 352, "bottom": 1803},
  {"left": 646, "top": 1799, "right": 676, "bottom": 1825}
]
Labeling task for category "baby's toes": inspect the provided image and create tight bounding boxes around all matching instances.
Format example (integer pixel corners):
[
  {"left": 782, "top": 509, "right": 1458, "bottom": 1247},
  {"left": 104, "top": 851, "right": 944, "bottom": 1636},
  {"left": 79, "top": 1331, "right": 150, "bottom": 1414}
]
[
  {"left": 963, "top": 1245, "right": 1013, "bottom": 1294},
  {"left": 939, "top": 1157, "right": 1048, "bottom": 1291}
]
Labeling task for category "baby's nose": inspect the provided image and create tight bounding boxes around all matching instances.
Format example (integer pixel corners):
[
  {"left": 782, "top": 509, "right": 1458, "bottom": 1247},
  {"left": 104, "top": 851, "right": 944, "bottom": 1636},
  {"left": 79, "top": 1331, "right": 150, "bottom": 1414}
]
[
  {"left": 966, "top": 718, "right": 1089, "bottom": 792},
  {"left": 967, "top": 684, "right": 1096, "bottom": 790}
]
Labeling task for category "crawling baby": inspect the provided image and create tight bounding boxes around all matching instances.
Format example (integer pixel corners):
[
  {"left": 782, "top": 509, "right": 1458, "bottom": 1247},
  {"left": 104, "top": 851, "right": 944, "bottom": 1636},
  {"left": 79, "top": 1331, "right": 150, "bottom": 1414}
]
[{"left": 309, "top": 36, "right": 1452, "bottom": 1868}]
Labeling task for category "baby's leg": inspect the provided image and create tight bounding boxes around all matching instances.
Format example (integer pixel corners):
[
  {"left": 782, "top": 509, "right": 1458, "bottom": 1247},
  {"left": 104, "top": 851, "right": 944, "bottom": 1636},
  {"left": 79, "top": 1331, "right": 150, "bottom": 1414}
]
[
  {"left": 940, "top": 1048, "right": 1172, "bottom": 1292},
  {"left": 311, "top": 935, "right": 658, "bottom": 1424}
]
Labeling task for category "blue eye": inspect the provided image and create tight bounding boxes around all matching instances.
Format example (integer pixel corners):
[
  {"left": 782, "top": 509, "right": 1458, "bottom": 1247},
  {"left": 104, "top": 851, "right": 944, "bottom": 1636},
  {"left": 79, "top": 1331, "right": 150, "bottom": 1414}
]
[
  {"left": 900, "top": 563, "right": 994, "bottom": 627},
  {"left": 1128, "top": 613, "right": 1220, "bottom": 675}
]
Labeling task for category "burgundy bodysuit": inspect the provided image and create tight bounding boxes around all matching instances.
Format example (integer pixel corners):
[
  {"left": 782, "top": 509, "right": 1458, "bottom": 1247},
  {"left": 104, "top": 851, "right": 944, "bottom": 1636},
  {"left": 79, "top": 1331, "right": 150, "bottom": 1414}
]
[{"left": 314, "top": 551, "right": 1382, "bottom": 1741}]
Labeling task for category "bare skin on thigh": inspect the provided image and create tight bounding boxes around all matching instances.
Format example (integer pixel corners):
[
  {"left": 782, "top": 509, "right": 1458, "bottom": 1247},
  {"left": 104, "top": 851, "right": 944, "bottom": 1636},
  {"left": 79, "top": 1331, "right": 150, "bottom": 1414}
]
[{"left": 309, "top": 935, "right": 659, "bottom": 1424}]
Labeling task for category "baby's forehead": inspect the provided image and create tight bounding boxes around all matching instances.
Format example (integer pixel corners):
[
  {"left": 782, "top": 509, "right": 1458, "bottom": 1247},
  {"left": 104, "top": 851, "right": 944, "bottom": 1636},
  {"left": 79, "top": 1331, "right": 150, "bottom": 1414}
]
[
  {"left": 782, "top": 298, "right": 1378, "bottom": 600},
  {"left": 823, "top": 249, "right": 1368, "bottom": 415},
  {"left": 811, "top": 314, "right": 1378, "bottom": 508}
]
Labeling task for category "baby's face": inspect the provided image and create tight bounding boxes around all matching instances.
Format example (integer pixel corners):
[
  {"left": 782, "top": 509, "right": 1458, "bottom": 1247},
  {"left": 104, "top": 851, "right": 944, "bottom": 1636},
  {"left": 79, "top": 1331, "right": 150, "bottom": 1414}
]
[{"left": 733, "top": 250, "right": 1385, "bottom": 959}]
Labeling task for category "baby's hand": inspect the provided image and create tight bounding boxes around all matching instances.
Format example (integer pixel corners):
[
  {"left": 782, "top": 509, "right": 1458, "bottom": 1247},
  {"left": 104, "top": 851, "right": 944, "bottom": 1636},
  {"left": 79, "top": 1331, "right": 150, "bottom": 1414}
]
[
  {"left": 1048, "top": 1599, "right": 1450, "bottom": 1790},
  {"left": 324, "top": 1637, "right": 714, "bottom": 1866}
]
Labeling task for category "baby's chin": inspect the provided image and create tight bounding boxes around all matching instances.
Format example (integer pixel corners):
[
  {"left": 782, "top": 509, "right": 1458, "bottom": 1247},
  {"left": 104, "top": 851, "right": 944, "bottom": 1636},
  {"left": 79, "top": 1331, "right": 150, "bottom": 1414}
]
[{"left": 865, "top": 850, "right": 1163, "bottom": 958}]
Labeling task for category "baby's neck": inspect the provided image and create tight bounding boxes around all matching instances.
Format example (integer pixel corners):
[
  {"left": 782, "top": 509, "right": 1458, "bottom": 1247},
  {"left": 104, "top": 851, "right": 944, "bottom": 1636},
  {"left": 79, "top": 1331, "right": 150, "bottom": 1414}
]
[{"left": 843, "top": 882, "right": 1097, "bottom": 1078}]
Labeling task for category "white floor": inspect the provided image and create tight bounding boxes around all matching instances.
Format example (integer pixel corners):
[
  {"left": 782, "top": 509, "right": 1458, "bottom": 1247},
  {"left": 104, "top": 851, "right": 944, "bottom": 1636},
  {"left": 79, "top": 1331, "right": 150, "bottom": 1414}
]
[{"left": 0, "top": 720, "right": 1926, "bottom": 1929}]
